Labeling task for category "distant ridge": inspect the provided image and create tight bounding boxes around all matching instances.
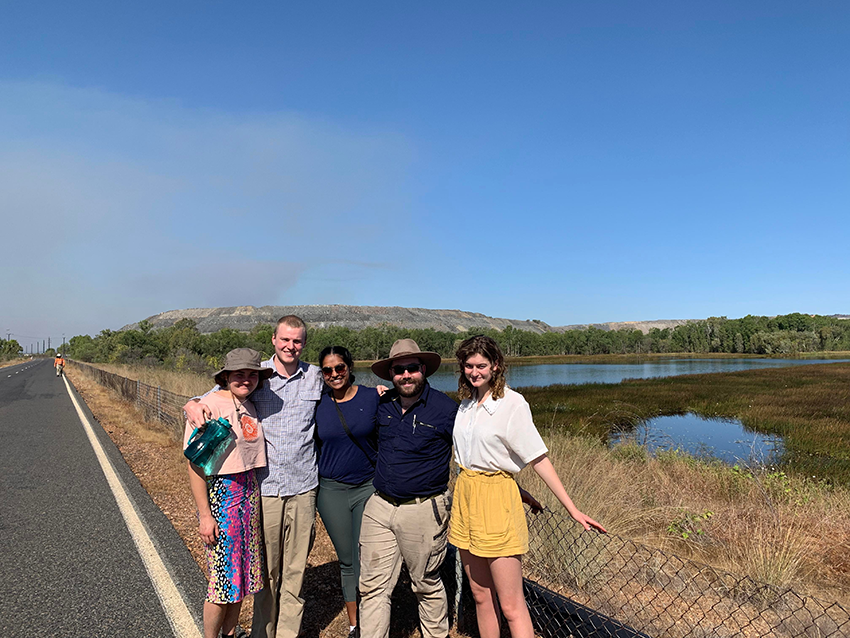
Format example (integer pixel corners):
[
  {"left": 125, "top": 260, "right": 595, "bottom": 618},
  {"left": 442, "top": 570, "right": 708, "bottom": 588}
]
[
  {"left": 557, "top": 319, "right": 694, "bottom": 333},
  {"left": 122, "top": 305, "right": 696, "bottom": 335}
]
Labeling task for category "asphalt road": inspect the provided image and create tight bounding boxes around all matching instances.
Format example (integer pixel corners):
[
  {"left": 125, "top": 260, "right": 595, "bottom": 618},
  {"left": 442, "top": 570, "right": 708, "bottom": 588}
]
[{"left": 0, "top": 359, "right": 206, "bottom": 637}]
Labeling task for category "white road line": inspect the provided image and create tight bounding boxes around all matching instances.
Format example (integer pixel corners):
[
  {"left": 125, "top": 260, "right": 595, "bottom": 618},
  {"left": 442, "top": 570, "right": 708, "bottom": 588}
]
[{"left": 63, "top": 376, "right": 202, "bottom": 638}]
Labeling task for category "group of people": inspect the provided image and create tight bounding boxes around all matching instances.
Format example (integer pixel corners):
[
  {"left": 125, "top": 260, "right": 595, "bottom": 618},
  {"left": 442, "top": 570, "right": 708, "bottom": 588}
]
[{"left": 183, "top": 314, "right": 605, "bottom": 638}]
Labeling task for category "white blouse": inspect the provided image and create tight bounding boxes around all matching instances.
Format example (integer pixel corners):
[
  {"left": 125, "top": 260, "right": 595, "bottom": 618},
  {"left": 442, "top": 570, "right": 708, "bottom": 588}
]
[{"left": 453, "top": 387, "right": 548, "bottom": 473}]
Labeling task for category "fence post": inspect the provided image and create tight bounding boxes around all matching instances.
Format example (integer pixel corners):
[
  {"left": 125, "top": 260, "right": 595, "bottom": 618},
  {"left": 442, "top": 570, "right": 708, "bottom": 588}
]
[
  {"left": 157, "top": 386, "right": 162, "bottom": 422},
  {"left": 136, "top": 379, "right": 141, "bottom": 408}
]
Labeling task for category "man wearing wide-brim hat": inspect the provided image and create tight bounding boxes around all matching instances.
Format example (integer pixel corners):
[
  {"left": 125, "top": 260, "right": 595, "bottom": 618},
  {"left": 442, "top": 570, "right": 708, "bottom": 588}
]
[{"left": 359, "top": 338, "right": 459, "bottom": 638}]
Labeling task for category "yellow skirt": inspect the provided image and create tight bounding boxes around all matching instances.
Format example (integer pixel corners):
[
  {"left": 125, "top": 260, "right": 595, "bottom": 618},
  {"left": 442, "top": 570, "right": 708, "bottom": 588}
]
[{"left": 448, "top": 467, "right": 528, "bottom": 558}]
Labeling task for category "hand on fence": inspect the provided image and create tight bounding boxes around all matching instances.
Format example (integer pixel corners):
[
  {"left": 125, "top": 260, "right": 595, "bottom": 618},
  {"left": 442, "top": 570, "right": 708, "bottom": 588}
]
[{"left": 573, "top": 511, "right": 607, "bottom": 534}]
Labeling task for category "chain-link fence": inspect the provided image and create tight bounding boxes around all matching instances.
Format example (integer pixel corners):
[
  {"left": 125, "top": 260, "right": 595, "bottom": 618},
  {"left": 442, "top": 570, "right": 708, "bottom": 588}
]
[
  {"left": 70, "top": 360, "right": 849, "bottom": 638},
  {"left": 523, "top": 509, "right": 848, "bottom": 638}
]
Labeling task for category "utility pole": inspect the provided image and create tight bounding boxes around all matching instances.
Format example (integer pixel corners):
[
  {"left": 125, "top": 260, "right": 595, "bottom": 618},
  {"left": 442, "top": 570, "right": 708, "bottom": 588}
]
[{"left": 62, "top": 334, "right": 66, "bottom": 355}]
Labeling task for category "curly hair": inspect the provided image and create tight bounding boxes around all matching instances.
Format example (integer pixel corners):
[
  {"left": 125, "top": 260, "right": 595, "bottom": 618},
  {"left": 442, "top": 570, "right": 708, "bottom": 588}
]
[{"left": 456, "top": 335, "right": 507, "bottom": 400}]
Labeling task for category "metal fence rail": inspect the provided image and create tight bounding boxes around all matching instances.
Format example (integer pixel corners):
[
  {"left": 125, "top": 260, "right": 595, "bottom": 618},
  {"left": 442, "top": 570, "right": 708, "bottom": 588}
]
[{"left": 70, "top": 360, "right": 850, "bottom": 638}]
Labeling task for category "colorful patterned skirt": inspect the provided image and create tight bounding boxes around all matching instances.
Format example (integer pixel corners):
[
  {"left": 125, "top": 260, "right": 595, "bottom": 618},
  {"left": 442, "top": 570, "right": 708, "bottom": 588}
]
[{"left": 205, "top": 470, "right": 264, "bottom": 603}]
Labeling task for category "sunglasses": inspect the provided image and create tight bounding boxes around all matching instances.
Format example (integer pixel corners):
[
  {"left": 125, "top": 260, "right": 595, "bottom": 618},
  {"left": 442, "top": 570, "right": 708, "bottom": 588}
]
[
  {"left": 392, "top": 363, "right": 422, "bottom": 376},
  {"left": 321, "top": 363, "right": 348, "bottom": 376}
]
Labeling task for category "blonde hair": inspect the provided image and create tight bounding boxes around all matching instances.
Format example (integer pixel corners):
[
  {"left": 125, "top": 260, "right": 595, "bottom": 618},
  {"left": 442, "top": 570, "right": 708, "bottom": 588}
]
[
  {"left": 456, "top": 335, "right": 507, "bottom": 400},
  {"left": 275, "top": 315, "right": 307, "bottom": 337}
]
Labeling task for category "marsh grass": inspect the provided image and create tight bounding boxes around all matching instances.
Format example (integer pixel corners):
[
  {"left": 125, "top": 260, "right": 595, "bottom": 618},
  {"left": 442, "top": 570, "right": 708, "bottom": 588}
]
[{"left": 521, "top": 362, "right": 850, "bottom": 484}]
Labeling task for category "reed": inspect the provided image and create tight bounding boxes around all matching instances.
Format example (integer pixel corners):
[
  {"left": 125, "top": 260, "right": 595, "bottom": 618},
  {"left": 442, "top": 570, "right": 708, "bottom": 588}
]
[{"left": 521, "top": 362, "right": 850, "bottom": 484}]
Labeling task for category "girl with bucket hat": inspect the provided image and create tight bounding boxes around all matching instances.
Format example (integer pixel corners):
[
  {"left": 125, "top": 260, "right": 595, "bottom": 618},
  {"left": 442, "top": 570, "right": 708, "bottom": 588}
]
[
  {"left": 184, "top": 348, "right": 273, "bottom": 638},
  {"left": 449, "top": 335, "right": 606, "bottom": 638}
]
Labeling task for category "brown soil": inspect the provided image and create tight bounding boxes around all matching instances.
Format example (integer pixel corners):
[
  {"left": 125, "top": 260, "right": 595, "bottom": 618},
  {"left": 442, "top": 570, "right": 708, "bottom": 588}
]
[{"left": 66, "top": 366, "right": 469, "bottom": 638}]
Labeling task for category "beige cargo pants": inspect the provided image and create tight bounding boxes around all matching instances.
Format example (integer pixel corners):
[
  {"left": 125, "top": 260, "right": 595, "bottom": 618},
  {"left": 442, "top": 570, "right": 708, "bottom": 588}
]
[
  {"left": 252, "top": 489, "right": 317, "bottom": 638},
  {"left": 358, "top": 491, "right": 450, "bottom": 638}
]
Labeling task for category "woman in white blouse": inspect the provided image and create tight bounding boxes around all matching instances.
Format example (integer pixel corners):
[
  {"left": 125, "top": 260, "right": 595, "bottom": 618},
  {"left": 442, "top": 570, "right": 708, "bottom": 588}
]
[{"left": 448, "top": 335, "right": 606, "bottom": 638}]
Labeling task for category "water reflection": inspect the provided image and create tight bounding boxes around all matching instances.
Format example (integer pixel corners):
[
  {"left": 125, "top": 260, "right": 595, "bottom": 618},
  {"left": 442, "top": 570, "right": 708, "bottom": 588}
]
[{"left": 609, "top": 414, "right": 785, "bottom": 465}]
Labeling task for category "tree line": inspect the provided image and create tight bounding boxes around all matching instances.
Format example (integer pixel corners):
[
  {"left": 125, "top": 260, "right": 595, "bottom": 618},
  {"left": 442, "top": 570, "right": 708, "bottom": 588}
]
[
  {"left": 0, "top": 339, "right": 23, "bottom": 361},
  {"left": 59, "top": 313, "right": 850, "bottom": 373}
]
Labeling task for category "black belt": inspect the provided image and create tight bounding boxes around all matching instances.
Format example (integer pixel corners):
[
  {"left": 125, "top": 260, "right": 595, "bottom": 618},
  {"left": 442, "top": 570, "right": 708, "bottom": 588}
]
[{"left": 376, "top": 490, "right": 441, "bottom": 506}]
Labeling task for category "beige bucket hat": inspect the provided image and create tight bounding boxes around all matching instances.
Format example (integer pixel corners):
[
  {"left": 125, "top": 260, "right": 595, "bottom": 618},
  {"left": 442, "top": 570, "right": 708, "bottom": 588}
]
[
  {"left": 371, "top": 338, "right": 442, "bottom": 381},
  {"left": 214, "top": 348, "right": 274, "bottom": 386}
]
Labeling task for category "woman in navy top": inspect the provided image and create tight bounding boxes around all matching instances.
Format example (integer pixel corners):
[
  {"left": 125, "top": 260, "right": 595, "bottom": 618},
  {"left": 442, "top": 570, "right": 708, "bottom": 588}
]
[{"left": 315, "top": 345, "right": 379, "bottom": 638}]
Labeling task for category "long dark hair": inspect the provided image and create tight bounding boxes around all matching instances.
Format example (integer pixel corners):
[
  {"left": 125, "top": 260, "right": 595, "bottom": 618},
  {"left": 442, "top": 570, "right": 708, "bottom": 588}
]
[
  {"left": 319, "top": 345, "right": 356, "bottom": 390},
  {"left": 455, "top": 335, "right": 507, "bottom": 400}
]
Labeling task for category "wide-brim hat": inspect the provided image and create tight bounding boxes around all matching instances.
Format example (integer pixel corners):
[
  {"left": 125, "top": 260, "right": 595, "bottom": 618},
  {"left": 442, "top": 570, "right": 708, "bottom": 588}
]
[
  {"left": 214, "top": 348, "right": 274, "bottom": 386},
  {"left": 371, "top": 338, "right": 442, "bottom": 381}
]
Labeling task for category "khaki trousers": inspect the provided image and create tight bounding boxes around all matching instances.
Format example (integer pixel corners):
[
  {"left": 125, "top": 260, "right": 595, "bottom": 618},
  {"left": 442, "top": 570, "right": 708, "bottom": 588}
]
[
  {"left": 252, "top": 489, "right": 317, "bottom": 638},
  {"left": 358, "top": 491, "right": 450, "bottom": 638}
]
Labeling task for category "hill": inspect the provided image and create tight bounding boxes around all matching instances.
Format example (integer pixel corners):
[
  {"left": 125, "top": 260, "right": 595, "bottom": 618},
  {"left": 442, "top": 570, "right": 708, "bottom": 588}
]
[{"left": 122, "top": 305, "right": 694, "bottom": 335}]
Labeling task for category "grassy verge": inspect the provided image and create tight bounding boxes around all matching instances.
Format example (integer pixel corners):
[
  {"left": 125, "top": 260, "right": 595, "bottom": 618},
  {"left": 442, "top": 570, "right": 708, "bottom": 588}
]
[
  {"left": 81, "top": 361, "right": 213, "bottom": 397},
  {"left": 521, "top": 362, "right": 850, "bottom": 484},
  {"left": 0, "top": 357, "right": 29, "bottom": 369},
  {"left": 516, "top": 432, "right": 850, "bottom": 607}
]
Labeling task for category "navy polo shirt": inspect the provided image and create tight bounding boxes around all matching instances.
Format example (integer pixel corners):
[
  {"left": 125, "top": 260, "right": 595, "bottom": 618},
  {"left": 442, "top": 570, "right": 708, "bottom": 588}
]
[{"left": 373, "top": 383, "right": 459, "bottom": 501}]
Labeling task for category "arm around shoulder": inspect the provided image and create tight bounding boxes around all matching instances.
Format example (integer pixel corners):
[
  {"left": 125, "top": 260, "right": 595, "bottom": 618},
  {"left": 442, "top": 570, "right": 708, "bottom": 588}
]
[{"left": 183, "top": 387, "right": 218, "bottom": 427}]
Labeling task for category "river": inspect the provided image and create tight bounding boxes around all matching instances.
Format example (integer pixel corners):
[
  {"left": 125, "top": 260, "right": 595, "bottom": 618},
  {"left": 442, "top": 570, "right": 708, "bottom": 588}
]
[{"left": 356, "top": 357, "right": 847, "bottom": 394}]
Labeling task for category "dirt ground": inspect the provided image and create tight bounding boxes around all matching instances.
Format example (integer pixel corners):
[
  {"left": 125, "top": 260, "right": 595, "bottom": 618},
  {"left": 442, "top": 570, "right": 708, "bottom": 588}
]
[{"left": 66, "top": 367, "right": 470, "bottom": 638}]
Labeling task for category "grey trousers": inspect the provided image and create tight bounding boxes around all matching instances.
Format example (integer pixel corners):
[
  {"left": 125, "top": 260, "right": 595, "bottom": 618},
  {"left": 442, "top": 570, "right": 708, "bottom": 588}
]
[
  {"left": 358, "top": 491, "right": 450, "bottom": 638},
  {"left": 316, "top": 477, "right": 374, "bottom": 602}
]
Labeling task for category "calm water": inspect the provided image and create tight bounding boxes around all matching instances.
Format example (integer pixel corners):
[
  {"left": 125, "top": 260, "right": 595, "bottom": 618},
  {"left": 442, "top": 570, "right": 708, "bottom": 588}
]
[
  {"left": 353, "top": 358, "right": 844, "bottom": 464},
  {"left": 356, "top": 358, "right": 846, "bottom": 394},
  {"left": 609, "top": 414, "right": 785, "bottom": 465}
]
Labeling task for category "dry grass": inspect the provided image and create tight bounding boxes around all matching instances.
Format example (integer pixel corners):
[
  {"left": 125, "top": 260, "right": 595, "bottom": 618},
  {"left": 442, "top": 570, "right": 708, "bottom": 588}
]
[
  {"left": 89, "top": 362, "right": 213, "bottom": 397},
  {"left": 0, "top": 357, "right": 29, "bottom": 369},
  {"left": 516, "top": 432, "right": 850, "bottom": 607}
]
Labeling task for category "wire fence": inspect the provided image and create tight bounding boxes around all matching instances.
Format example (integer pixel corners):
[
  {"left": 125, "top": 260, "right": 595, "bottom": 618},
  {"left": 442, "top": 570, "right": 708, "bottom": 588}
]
[
  {"left": 71, "top": 360, "right": 188, "bottom": 437},
  {"left": 69, "top": 360, "right": 849, "bottom": 638}
]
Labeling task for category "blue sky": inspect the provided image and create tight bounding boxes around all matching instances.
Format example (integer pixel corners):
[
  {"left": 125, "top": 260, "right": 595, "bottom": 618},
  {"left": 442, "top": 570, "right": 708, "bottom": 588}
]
[{"left": 2, "top": 2, "right": 848, "bottom": 349}]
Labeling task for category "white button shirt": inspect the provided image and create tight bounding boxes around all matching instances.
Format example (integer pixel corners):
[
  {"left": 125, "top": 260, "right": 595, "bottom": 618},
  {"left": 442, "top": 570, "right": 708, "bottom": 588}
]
[{"left": 453, "top": 387, "right": 548, "bottom": 473}]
